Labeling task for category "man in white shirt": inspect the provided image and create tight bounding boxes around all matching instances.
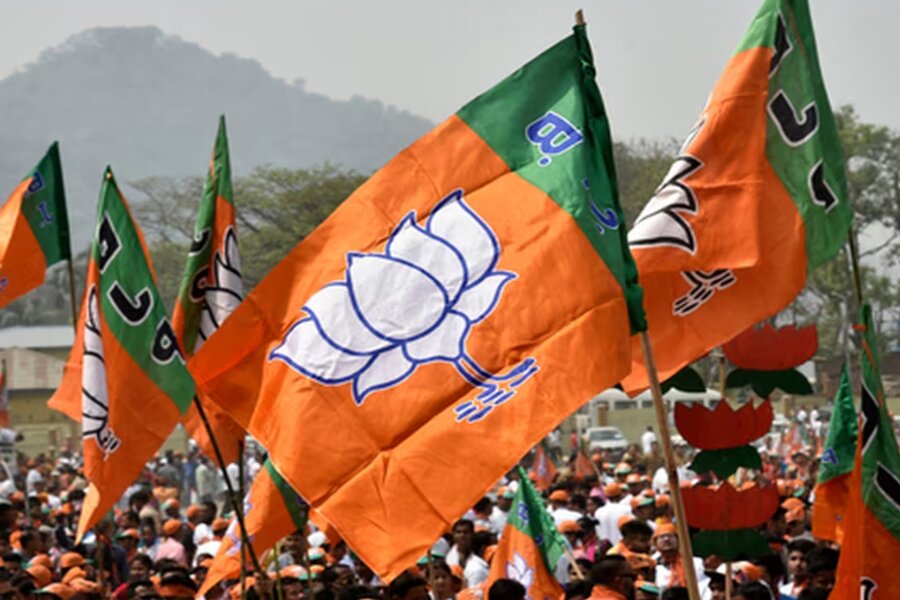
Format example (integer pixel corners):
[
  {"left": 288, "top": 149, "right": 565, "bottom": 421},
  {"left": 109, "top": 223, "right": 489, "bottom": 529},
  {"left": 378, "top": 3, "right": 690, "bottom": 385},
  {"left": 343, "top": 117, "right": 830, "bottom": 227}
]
[
  {"left": 489, "top": 487, "right": 514, "bottom": 536},
  {"left": 445, "top": 519, "right": 489, "bottom": 589},
  {"left": 594, "top": 482, "right": 632, "bottom": 545},
  {"left": 641, "top": 426, "right": 657, "bottom": 456},
  {"left": 548, "top": 490, "right": 583, "bottom": 526}
]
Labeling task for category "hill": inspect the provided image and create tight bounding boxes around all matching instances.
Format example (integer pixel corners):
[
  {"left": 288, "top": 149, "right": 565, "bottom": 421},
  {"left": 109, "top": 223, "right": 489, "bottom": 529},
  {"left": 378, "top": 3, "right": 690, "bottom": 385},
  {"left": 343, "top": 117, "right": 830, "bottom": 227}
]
[{"left": 0, "top": 26, "right": 432, "bottom": 250}]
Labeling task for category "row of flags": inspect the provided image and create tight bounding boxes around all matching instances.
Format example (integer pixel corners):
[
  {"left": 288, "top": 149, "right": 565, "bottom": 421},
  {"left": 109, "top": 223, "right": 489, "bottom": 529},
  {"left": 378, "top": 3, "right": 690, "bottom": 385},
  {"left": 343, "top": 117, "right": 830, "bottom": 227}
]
[{"left": 0, "top": 0, "right": 878, "bottom": 595}]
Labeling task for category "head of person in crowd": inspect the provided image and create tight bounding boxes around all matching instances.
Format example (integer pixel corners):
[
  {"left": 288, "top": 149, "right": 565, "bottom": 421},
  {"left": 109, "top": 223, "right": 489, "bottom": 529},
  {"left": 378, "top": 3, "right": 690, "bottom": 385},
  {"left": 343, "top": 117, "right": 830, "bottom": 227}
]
[
  {"left": 624, "top": 474, "right": 643, "bottom": 498},
  {"left": 140, "top": 523, "right": 158, "bottom": 549},
  {"left": 487, "top": 578, "right": 525, "bottom": 600},
  {"left": 614, "top": 463, "right": 632, "bottom": 483},
  {"left": 158, "top": 571, "right": 197, "bottom": 600},
  {"left": 568, "top": 558, "right": 593, "bottom": 582},
  {"left": 731, "top": 581, "right": 771, "bottom": 600},
  {"left": 785, "top": 538, "right": 816, "bottom": 587},
  {"left": 548, "top": 489, "right": 569, "bottom": 511},
  {"left": 703, "top": 571, "right": 731, "bottom": 600},
  {"left": 654, "top": 495, "right": 672, "bottom": 523},
  {"left": 451, "top": 519, "right": 474, "bottom": 556},
  {"left": 495, "top": 487, "right": 514, "bottom": 513},
  {"left": 127, "top": 579, "right": 161, "bottom": 600},
  {"left": 422, "top": 559, "right": 456, "bottom": 600},
  {"left": 804, "top": 546, "right": 839, "bottom": 593},
  {"left": 117, "top": 528, "right": 141, "bottom": 555},
  {"left": 797, "top": 588, "right": 831, "bottom": 600},
  {"left": 128, "top": 554, "right": 154, "bottom": 583},
  {"left": 386, "top": 571, "right": 428, "bottom": 600},
  {"left": 652, "top": 523, "right": 679, "bottom": 560},
  {"left": 281, "top": 530, "right": 308, "bottom": 563},
  {"left": 591, "top": 555, "right": 636, "bottom": 599},
  {"left": 563, "top": 579, "right": 592, "bottom": 600},
  {"left": 630, "top": 493, "right": 655, "bottom": 522},
  {"left": 129, "top": 490, "right": 151, "bottom": 515},
  {"left": 659, "top": 588, "right": 688, "bottom": 600},
  {"left": 765, "top": 506, "right": 787, "bottom": 540},
  {"left": 604, "top": 482, "right": 624, "bottom": 504},
  {"left": 559, "top": 520, "right": 581, "bottom": 549},
  {"left": 634, "top": 581, "right": 660, "bottom": 599},
  {"left": 322, "top": 564, "right": 357, "bottom": 594},
  {"left": 750, "top": 551, "right": 787, "bottom": 596},
  {"left": 278, "top": 575, "right": 304, "bottom": 600}
]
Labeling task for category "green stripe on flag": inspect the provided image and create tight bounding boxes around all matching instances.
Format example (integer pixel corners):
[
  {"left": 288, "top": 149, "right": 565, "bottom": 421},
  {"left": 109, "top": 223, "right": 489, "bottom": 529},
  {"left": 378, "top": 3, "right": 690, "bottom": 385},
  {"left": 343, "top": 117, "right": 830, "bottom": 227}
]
[
  {"left": 510, "top": 466, "right": 566, "bottom": 573},
  {"left": 22, "top": 142, "right": 71, "bottom": 264},
  {"left": 93, "top": 168, "right": 195, "bottom": 412},
  {"left": 266, "top": 459, "right": 308, "bottom": 531},
  {"left": 456, "top": 25, "right": 645, "bottom": 332},
  {"left": 859, "top": 304, "right": 900, "bottom": 541},
  {"left": 817, "top": 365, "right": 857, "bottom": 484},
  {"left": 737, "top": 0, "right": 850, "bottom": 268}
]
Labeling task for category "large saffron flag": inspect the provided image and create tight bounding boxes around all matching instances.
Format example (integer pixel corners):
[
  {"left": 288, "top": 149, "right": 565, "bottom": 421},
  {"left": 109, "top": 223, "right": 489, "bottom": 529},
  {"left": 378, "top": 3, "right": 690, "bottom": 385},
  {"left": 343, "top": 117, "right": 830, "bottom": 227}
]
[
  {"left": 832, "top": 304, "right": 900, "bottom": 599},
  {"left": 199, "top": 459, "right": 308, "bottom": 596},
  {"left": 0, "top": 143, "right": 71, "bottom": 310},
  {"left": 811, "top": 365, "right": 856, "bottom": 543},
  {"left": 48, "top": 168, "right": 195, "bottom": 539},
  {"left": 190, "top": 23, "right": 643, "bottom": 579},
  {"left": 172, "top": 116, "right": 245, "bottom": 464},
  {"left": 488, "top": 467, "right": 565, "bottom": 600},
  {"left": 622, "top": 0, "right": 852, "bottom": 392}
]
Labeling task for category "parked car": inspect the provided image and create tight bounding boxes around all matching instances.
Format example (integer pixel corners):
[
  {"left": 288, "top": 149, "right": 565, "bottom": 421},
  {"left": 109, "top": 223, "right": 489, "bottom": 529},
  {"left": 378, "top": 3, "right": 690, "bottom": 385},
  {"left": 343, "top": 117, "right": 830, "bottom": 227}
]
[{"left": 583, "top": 426, "right": 629, "bottom": 453}]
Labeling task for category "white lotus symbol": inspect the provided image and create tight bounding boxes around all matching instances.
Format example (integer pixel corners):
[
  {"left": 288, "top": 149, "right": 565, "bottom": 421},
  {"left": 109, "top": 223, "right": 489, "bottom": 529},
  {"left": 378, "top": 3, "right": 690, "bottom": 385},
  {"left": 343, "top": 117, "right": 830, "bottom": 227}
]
[
  {"left": 506, "top": 553, "right": 534, "bottom": 598},
  {"left": 270, "top": 189, "right": 538, "bottom": 422}
]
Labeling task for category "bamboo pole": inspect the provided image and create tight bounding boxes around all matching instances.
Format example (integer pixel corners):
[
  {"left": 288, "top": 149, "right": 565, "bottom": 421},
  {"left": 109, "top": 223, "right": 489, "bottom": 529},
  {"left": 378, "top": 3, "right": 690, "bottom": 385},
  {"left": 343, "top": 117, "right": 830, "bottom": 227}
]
[
  {"left": 66, "top": 257, "right": 78, "bottom": 333},
  {"left": 717, "top": 352, "right": 732, "bottom": 600},
  {"left": 639, "top": 331, "right": 701, "bottom": 600},
  {"left": 239, "top": 439, "right": 247, "bottom": 600},
  {"left": 192, "top": 395, "right": 265, "bottom": 575}
]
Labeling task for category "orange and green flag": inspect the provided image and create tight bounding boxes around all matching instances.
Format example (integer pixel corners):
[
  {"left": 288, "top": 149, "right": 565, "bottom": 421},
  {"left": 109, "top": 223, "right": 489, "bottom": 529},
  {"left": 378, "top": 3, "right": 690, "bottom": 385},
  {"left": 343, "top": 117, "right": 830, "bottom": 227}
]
[
  {"left": 48, "top": 168, "right": 194, "bottom": 539},
  {"left": 488, "top": 467, "right": 564, "bottom": 600},
  {"left": 0, "top": 143, "right": 70, "bottom": 310},
  {"left": 189, "top": 22, "right": 643, "bottom": 580},
  {"left": 622, "top": 0, "right": 852, "bottom": 392},
  {"left": 530, "top": 445, "right": 558, "bottom": 492},
  {"left": 832, "top": 305, "right": 900, "bottom": 599},
  {"left": 811, "top": 365, "right": 856, "bottom": 543},
  {"left": 172, "top": 116, "right": 245, "bottom": 464},
  {"left": 199, "top": 459, "right": 308, "bottom": 596}
]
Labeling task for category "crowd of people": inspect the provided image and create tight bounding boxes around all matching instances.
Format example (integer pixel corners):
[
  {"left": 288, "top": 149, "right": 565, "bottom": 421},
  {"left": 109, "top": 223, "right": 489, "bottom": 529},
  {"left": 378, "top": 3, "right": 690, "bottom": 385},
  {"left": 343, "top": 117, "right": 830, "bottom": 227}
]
[{"left": 0, "top": 416, "right": 835, "bottom": 600}]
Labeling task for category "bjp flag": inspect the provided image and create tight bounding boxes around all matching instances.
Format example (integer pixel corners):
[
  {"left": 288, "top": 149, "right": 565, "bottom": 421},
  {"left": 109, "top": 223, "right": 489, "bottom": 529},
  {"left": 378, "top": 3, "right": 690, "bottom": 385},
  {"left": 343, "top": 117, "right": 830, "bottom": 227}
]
[
  {"left": 48, "top": 168, "right": 194, "bottom": 539},
  {"left": 622, "top": 0, "right": 852, "bottom": 392},
  {"left": 811, "top": 365, "right": 856, "bottom": 543},
  {"left": 832, "top": 305, "right": 900, "bottom": 599},
  {"left": 172, "top": 116, "right": 245, "bottom": 464},
  {"left": 200, "top": 459, "right": 308, "bottom": 596},
  {"left": 0, "top": 143, "right": 71, "bottom": 310},
  {"left": 190, "top": 23, "right": 644, "bottom": 580},
  {"left": 488, "top": 467, "right": 565, "bottom": 600},
  {"left": 530, "top": 446, "right": 558, "bottom": 492}
]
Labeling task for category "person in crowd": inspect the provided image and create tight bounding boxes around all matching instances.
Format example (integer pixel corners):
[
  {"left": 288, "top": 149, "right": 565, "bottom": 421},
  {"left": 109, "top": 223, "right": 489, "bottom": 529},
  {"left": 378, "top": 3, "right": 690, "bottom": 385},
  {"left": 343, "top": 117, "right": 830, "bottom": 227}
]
[
  {"left": 445, "top": 519, "right": 489, "bottom": 589},
  {"left": 589, "top": 555, "right": 636, "bottom": 600}
]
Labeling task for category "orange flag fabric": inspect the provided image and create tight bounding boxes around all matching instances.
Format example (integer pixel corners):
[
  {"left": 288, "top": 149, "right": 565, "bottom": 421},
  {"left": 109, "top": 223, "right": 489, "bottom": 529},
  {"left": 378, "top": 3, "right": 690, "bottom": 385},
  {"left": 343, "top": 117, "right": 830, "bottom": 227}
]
[
  {"left": 171, "top": 117, "right": 245, "bottom": 465},
  {"left": 189, "top": 25, "right": 643, "bottom": 580},
  {"left": 621, "top": 0, "right": 851, "bottom": 392},
  {"left": 48, "top": 168, "right": 194, "bottom": 539},
  {"left": 200, "top": 459, "right": 308, "bottom": 596}
]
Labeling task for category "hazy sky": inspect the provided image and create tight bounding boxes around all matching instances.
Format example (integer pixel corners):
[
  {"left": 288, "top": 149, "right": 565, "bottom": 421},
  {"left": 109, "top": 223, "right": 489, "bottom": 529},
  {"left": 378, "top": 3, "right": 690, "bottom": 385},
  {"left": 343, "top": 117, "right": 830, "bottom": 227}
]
[{"left": 2, "top": 1, "right": 898, "bottom": 142}]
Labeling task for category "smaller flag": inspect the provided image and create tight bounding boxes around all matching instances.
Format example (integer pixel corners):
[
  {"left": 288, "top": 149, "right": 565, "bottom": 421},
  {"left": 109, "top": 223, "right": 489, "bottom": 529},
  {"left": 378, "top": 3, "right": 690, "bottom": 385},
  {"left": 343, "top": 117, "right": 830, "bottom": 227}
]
[
  {"left": 832, "top": 304, "right": 900, "bottom": 598},
  {"left": 530, "top": 446, "right": 557, "bottom": 492},
  {"left": 200, "top": 459, "right": 308, "bottom": 596},
  {"left": 811, "top": 366, "right": 857, "bottom": 543},
  {"left": 573, "top": 450, "right": 595, "bottom": 481},
  {"left": 488, "top": 467, "right": 565, "bottom": 600},
  {"left": 0, "top": 142, "right": 71, "bottom": 310},
  {"left": 0, "top": 360, "right": 8, "bottom": 428},
  {"left": 173, "top": 116, "right": 245, "bottom": 465},
  {"left": 48, "top": 168, "right": 194, "bottom": 539}
]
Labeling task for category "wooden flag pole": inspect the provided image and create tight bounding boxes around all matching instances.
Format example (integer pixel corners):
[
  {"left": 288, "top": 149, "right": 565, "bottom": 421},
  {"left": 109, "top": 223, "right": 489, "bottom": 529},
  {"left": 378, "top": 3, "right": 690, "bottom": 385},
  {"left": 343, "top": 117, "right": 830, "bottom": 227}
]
[
  {"left": 66, "top": 257, "right": 78, "bottom": 333},
  {"left": 239, "top": 438, "right": 248, "bottom": 600},
  {"left": 717, "top": 351, "right": 733, "bottom": 600},
  {"left": 192, "top": 394, "right": 265, "bottom": 576},
  {"left": 639, "top": 331, "right": 701, "bottom": 600}
]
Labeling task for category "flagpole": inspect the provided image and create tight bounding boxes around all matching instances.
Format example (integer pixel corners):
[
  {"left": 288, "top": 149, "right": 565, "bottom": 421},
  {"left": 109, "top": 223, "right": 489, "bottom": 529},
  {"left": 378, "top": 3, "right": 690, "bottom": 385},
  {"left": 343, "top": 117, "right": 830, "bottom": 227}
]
[
  {"left": 716, "top": 352, "right": 733, "bottom": 600},
  {"left": 239, "top": 438, "right": 247, "bottom": 600},
  {"left": 638, "top": 331, "right": 701, "bottom": 600},
  {"left": 192, "top": 394, "right": 265, "bottom": 576},
  {"left": 66, "top": 257, "right": 78, "bottom": 332},
  {"left": 847, "top": 229, "right": 864, "bottom": 310}
]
